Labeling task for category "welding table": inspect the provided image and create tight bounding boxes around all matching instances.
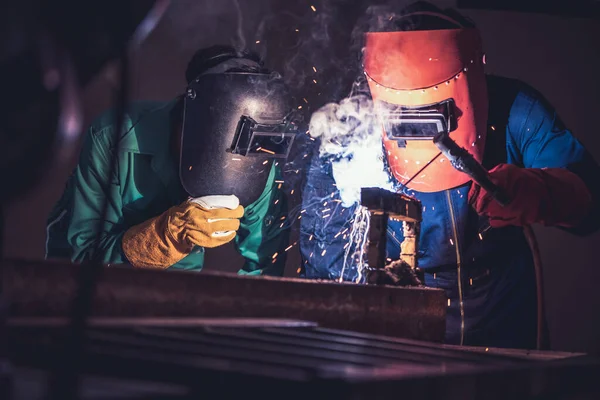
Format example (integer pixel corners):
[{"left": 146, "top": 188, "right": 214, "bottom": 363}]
[
  {"left": 4, "top": 317, "right": 600, "bottom": 400},
  {"left": 2, "top": 259, "right": 599, "bottom": 399}
]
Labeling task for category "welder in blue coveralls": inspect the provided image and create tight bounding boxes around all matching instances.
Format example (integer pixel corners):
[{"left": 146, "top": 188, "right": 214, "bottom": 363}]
[{"left": 299, "top": 2, "right": 600, "bottom": 349}]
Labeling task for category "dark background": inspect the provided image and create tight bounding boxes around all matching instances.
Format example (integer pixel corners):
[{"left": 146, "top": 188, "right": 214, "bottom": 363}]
[{"left": 3, "top": 0, "right": 599, "bottom": 354}]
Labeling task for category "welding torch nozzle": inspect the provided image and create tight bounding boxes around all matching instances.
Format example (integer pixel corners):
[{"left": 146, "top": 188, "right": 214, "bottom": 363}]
[{"left": 433, "top": 133, "right": 511, "bottom": 207}]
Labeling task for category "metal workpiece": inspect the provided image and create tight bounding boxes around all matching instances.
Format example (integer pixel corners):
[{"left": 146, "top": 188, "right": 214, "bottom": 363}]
[
  {"left": 1, "top": 259, "right": 447, "bottom": 342},
  {"left": 366, "top": 213, "right": 389, "bottom": 270},
  {"left": 400, "top": 219, "right": 420, "bottom": 270},
  {"left": 361, "top": 188, "right": 423, "bottom": 280},
  {"left": 360, "top": 187, "right": 422, "bottom": 222}
]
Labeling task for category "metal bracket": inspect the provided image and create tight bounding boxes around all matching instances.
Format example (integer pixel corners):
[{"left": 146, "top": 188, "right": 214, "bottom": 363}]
[{"left": 360, "top": 188, "right": 422, "bottom": 271}]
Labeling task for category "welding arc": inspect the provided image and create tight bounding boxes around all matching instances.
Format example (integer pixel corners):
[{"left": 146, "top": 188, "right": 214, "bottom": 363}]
[{"left": 400, "top": 152, "right": 443, "bottom": 189}]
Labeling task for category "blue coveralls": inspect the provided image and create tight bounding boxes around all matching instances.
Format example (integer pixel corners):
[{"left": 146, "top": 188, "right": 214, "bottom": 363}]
[{"left": 299, "top": 76, "right": 600, "bottom": 349}]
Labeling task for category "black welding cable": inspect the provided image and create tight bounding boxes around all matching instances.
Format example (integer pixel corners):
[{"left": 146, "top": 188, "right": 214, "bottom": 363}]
[
  {"left": 523, "top": 225, "right": 547, "bottom": 350},
  {"left": 47, "top": 45, "right": 130, "bottom": 400}
]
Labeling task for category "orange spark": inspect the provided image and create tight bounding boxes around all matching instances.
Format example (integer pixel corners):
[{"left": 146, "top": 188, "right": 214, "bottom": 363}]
[{"left": 259, "top": 147, "right": 275, "bottom": 155}]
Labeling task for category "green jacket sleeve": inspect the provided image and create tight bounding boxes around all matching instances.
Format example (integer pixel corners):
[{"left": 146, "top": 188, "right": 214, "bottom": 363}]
[
  {"left": 67, "top": 125, "right": 127, "bottom": 263},
  {"left": 236, "top": 164, "right": 290, "bottom": 276}
]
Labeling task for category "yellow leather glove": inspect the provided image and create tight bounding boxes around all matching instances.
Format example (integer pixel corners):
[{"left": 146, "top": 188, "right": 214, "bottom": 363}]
[{"left": 122, "top": 200, "right": 244, "bottom": 269}]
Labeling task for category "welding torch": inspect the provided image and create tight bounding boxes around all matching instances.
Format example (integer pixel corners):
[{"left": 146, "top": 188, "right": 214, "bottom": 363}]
[{"left": 433, "top": 132, "right": 511, "bottom": 206}]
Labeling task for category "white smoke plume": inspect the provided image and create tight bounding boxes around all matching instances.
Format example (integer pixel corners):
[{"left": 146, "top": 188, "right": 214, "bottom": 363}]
[
  {"left": 232, "top": 0, "right": 247, "bottom": 53},
  {"left": 159, "top": 0, "right": 270, "bottom": 54},
  {"left": 309, "top": 94, "right": 394, "bottom": 207}
]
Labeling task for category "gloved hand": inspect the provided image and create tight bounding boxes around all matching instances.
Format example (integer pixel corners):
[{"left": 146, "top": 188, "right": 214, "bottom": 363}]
[
  {"left": 468, "top": 163, "right": 592, "bottom": 228},
  {"left": 122, "top": 195, "right": 244, "bottom": 269}
]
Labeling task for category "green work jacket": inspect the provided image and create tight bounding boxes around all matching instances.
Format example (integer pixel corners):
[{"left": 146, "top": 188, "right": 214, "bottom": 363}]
[{"left": 46, "top": 100, "right": 289, "bottom": 275}]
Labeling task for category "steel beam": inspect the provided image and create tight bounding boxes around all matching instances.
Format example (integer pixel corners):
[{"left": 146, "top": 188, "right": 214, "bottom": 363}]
[{"left": 1, "top": 259, "right": 447, "bottom": 342}]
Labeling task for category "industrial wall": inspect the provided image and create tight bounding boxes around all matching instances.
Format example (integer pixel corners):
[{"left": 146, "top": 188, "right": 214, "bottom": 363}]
[{"left": 3, "top": 0, "right": 599, "bottom": 355}]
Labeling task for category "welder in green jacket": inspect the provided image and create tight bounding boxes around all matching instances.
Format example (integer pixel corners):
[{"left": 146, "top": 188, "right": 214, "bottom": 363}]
[{"left": 45, "top": 45, "right": 295, "bottom": 275}]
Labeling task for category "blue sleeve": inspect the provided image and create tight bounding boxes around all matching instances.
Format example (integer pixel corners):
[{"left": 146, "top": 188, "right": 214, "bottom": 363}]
[
  {"left": 509, "top": 88, "right": 600, "bottom": 235},
  {"left": 299, "top": 146, "right": 359, "bottom": 280},
  {"left": 509, "top": 90, "right": 585, "bottom": 169}
]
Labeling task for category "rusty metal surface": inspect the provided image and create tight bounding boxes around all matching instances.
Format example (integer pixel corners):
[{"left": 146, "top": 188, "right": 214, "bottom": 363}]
[{"left": 1, "top": 259, "right": 447, "bottom": 342}]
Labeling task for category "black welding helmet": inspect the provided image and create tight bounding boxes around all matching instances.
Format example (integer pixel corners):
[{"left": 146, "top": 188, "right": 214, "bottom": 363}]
[{"left": 179, "top": 55, "right": 297, "bottom": 206}]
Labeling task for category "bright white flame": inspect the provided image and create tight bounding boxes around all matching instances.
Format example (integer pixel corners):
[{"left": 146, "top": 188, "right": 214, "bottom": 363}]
[
  {"left": 309, "top": 95, "right": 393, "bottom": 207},
  {"left": 308, "top": 95, "right": 397, "bottom": 282},
  {"left": 342, "top": 206, "right": 371, "bottom": 282}
]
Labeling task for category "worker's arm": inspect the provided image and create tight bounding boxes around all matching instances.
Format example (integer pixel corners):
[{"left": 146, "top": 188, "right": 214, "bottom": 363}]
[
  {"left": 514, "top": 88, "right": 600, "bottom": 234},
  {"left": 66, "top": 124, "right": 128, "bottom": 263},
  {"left": 470, "top": 86, "right": 600, "bottom": 232},
  {"left": 236, "top": 164, "right": 290, "bottom": 276},
  {"left": 299, "top": 151, "right": 358, "bottom": 280}
]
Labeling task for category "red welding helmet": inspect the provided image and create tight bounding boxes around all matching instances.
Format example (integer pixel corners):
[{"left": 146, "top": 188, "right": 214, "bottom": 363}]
[{"left": 364, "top": 13, "right": 488, "bottom": 192}]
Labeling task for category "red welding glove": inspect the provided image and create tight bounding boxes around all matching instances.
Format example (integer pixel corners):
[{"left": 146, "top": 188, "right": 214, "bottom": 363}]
[{"left": 468, "top": 163, "right": 592, "bottom": 228}]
